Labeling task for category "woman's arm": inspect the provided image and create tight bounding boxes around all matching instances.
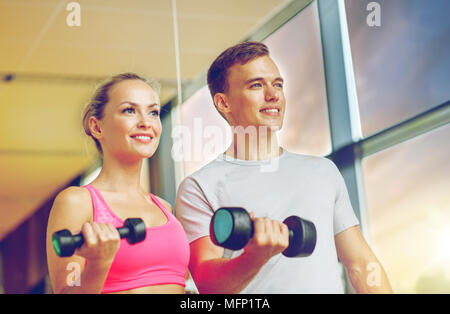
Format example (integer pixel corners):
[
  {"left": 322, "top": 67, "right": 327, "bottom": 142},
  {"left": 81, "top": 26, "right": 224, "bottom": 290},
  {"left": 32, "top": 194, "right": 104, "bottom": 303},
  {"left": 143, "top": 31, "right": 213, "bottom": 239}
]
[{"left": 46, "top": 187, "right": 120, "bottom": 294}]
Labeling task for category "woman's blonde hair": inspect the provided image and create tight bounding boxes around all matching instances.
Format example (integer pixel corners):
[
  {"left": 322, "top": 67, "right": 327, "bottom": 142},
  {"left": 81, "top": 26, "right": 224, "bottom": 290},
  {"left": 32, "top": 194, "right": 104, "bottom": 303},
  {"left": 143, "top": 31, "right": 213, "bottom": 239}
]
[{"left": 82, "top": 72, "right": 161, "bottom": 154}]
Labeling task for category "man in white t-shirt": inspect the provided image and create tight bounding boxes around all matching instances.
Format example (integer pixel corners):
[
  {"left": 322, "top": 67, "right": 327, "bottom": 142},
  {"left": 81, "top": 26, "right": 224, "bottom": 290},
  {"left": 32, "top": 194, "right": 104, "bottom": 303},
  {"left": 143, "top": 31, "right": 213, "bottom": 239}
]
[{"left": 175, "top": 41, "right": 392, "bottom": 293}]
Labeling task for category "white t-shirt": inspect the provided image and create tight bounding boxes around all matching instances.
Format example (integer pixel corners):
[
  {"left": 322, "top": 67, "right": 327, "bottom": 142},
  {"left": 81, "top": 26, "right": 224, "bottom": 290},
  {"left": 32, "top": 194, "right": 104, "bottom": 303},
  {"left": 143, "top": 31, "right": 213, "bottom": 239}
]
[{"left": 175, "top": 149, "right": 359, "bottom": 293}]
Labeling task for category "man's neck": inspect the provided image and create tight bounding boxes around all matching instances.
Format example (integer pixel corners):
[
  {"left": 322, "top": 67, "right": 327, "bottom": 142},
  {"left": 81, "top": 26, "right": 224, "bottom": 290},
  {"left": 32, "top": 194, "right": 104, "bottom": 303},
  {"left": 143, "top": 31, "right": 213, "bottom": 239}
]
[{"left": 224, "top": 126, "right": 282, "bottom": 161}]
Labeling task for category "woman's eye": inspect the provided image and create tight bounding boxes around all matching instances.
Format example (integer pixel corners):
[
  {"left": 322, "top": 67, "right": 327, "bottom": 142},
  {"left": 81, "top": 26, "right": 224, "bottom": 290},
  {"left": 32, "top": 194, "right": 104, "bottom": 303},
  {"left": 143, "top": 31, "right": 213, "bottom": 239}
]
[
  {"left": 123, "top": 107, "right": 134, "bottom": 114},
  {"left": 150, "top": 110, "right": 160, "bottom": 117}
]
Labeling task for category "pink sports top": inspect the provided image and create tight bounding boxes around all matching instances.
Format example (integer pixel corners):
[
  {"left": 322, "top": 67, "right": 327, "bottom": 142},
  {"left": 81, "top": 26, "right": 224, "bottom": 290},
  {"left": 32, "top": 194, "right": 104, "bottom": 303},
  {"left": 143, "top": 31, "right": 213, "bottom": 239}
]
[{"left": 83, "top": 184, "right": 190, "bottom": 293}]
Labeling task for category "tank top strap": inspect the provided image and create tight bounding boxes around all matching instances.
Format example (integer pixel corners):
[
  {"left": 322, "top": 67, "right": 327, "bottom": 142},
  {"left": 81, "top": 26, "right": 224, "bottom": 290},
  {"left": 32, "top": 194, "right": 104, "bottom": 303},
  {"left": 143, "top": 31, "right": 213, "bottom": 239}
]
[
  {"left": 148, "top": 193, "right": 172, "bottom": 219},
  {"left": 82, "top": 184, "right": 122, "bottom": 226}
]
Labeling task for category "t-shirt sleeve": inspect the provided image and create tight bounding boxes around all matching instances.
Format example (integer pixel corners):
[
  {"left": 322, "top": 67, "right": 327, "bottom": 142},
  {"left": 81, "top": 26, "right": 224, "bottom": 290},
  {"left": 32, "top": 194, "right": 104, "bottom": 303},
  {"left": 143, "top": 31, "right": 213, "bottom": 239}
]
[
  {"left": 330, "top": 162, "right": 360, "bottom": 235},
  {"left": 175, "top": 176, "right": 214, "bottom": 243}
]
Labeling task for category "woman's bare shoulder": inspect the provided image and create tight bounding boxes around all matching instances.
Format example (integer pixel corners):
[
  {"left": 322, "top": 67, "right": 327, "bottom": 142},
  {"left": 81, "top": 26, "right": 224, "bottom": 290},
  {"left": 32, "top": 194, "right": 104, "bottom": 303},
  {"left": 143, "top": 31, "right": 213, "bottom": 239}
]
[
  {"left": 49, "top": 186, "right": 93, "bottom": 227},
  {"left": 53, "top": 186, "right": 91, "bottom": 208}
]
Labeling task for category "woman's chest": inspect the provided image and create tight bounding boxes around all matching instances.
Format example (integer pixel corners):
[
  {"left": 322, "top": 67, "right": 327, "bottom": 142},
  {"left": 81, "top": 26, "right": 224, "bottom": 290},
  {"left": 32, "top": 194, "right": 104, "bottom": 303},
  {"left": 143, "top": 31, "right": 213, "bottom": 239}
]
[{"left": 100, "top": 193, "right": 168, "bottom": 228}]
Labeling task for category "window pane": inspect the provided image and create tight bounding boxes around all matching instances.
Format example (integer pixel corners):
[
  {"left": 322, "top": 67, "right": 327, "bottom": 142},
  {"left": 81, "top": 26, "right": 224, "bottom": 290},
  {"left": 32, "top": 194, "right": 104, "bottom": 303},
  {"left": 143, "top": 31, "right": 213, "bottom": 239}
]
[
  {"left": 176, "top": 1, "right": 331, "bottom": 177},
  {"left": 176, "top": 0, "right": 291, "bottom": 80},
  {"left": 362, "top": 124, "right": 450, "bottom": 293},
  {"left": 346, "top": 0, "right": 450, "bottom": 136},
  {"left": 177, "top": 86, "right": 231, "bottom": 177},
  {"left": 265, "top": 1, "right": 331, "bottom": 156}
]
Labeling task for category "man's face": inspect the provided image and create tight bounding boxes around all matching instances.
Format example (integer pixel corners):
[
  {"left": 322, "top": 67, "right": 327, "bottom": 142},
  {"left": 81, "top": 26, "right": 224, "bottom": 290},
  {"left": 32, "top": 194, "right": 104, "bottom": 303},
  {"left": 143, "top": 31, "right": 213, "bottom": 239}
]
[{"left": 222, "top": 55, "right": 286, "bottom": 131}]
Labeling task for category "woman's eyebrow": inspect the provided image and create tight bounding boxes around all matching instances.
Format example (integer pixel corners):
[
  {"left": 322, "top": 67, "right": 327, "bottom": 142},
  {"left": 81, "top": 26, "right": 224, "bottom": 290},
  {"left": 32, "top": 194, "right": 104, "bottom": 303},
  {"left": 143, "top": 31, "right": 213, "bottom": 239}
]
[{"left": 118, "top": 101, "right": 159, "bottom": 108}]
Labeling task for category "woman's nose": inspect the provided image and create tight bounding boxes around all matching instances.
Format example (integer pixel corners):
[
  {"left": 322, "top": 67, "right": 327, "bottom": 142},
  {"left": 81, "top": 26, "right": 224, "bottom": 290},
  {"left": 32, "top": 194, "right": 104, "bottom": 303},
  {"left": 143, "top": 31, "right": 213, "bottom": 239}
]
[{"left": 137, "top": 115, "right": 152, "bottom": 129}]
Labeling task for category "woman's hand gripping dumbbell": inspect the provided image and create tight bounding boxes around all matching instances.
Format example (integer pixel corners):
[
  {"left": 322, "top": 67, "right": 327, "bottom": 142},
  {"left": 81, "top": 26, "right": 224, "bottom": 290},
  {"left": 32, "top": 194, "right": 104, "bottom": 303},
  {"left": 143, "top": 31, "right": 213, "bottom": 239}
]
[
  {"left": 52, "top": 218, "right": 147, "bottom": 257},
  {"left": 210, "top": 207, "right": 316, "bottom": 257}
]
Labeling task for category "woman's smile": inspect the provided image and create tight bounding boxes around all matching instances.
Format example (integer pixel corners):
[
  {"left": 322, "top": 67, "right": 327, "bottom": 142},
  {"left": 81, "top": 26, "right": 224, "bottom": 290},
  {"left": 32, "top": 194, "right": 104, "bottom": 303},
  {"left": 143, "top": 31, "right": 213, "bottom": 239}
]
[{"left": 130, "top": 133, "right": 153, "bottom": 144}]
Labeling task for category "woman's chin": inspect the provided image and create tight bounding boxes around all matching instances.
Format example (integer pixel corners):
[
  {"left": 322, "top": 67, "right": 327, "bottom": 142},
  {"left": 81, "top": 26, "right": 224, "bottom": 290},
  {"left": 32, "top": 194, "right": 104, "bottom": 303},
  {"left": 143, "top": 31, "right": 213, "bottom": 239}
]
[
  {"left": 135, "top": 147, "right": 158, "bottom": 159},
  {"left": 110, "top": 149, "right": 155, "bottom": 163}
]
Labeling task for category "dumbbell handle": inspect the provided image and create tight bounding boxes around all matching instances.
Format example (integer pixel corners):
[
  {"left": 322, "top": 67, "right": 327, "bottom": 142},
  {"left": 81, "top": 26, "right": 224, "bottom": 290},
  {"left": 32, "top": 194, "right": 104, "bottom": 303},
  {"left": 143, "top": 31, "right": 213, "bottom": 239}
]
[
  {"left": 245, "top": 222, "right": 295, "bottom": 244},
  {"left": 65, "top": 225, "right": 132, "bottom": 249},
  {"left": 245, "top": 219, "right": 304, "bottom": 254},
  {"left": 52, "top": 218, "right": 146, "bottom": 257}
]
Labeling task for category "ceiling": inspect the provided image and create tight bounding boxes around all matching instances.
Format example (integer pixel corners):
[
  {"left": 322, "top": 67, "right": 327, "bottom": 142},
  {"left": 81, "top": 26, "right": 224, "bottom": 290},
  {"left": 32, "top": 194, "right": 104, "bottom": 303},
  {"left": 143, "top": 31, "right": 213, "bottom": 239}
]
[{"left": 0, "top": 0, "right": 291, "bottom": 239}]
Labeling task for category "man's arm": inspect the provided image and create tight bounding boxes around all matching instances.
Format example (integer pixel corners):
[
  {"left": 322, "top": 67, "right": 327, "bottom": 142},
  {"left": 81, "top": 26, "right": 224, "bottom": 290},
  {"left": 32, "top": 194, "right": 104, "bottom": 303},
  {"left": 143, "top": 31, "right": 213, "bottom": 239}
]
[
  {"left": 189, "top": 237, "right": 264, "bottom": 294},
  {"left": 335, "top": 225, "right": 393, "bottom": 293},
  {"left": 176, "top": 177, "right": 288, "bottom": 293},
  {"left": 189, "top": 216, "right": 289, "bottom": 294}
]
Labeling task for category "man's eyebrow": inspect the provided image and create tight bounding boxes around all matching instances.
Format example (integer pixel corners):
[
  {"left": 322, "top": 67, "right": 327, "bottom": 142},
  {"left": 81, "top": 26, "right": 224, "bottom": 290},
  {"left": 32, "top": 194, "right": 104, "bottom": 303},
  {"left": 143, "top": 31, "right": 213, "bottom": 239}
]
[
  {"left": 118, "top": 101, "right": 159, "bottom": 108},
  {"left": 244, "top": 77, "right": 284, "bottom": 84}
]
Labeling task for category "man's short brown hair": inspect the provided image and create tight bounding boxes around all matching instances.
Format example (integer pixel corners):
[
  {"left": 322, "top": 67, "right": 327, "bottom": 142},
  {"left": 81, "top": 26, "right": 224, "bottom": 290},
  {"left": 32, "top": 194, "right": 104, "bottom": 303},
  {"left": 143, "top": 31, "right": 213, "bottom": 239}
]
[{"left": 207, "top": 41, "right": 269, "bottom": 99}]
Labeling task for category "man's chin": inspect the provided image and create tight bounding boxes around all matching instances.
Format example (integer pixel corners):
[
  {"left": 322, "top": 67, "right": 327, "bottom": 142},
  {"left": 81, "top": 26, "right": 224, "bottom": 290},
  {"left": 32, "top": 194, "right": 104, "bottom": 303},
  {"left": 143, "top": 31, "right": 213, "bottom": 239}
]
[
  {"left": 231, "top": 124, "right": 282, "bottom": 132},
  {"left": 259, "top": 123, "right": 283, "bottom": 133}
]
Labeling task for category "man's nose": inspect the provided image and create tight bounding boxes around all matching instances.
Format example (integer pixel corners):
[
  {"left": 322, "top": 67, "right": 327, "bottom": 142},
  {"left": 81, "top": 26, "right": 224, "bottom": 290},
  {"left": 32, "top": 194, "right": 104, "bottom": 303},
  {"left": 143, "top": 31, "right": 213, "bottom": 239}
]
[{"left": 265, "top": 85, "right": 279, "bottom": 102}]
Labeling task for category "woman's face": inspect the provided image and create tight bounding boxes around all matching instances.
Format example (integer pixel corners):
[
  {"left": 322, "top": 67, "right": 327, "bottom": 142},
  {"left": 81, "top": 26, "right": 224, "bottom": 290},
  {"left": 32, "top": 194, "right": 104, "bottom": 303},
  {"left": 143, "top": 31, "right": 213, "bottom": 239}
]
[{"left": 94, "top": 79, "right": 162, "bottom": 162}]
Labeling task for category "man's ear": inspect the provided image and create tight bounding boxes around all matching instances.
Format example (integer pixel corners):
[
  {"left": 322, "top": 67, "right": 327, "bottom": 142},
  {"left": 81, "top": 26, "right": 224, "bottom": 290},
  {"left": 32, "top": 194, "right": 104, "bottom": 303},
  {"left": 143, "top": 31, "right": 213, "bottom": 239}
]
[
  {"left": 88, "top": 116, "right": 103, "bottom": 140},
  {"left": 214, "top": 93, "right": 232, "bottom": 116}
]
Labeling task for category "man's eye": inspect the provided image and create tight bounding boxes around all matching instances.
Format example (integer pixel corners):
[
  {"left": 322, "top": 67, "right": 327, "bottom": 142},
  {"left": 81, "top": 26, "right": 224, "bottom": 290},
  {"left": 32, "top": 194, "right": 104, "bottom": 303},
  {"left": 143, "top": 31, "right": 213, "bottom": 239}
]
[
  {"left": 274, "top": 83, "right": 283, "bottom": 88},
  {"left": 250, "top": 83, "right": 262, "bottom": 88}
]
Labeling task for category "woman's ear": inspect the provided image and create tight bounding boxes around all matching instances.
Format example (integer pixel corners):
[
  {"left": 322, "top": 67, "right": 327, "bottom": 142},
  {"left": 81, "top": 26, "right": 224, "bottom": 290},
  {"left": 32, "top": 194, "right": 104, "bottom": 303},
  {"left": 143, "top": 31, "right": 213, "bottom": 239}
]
[{"left": 88, "top": 116, "right": 103, "bottom": 140}]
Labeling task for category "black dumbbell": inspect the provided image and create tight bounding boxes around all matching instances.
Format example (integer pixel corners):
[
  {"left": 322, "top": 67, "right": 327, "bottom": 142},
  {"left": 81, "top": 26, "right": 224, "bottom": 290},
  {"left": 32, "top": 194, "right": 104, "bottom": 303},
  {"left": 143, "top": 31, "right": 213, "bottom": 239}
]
[
  {"left": 210, "top": 207, "right": 316, "bottom": 257},
  {"left": 52, "top": 218, "right": 146, "bottom": 257}
]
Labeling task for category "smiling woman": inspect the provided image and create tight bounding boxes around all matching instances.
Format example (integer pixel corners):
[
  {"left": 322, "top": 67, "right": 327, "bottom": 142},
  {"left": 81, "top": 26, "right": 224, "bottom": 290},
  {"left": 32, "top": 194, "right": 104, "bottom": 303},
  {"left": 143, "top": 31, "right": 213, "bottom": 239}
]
[
  {"left": 89, "top": 79, "right": 162, "bottom": 163},
  {"left": 46, "top": 72, "right": 191, "bottom": 294},
  {"left": 82, "top": 73, "right": 161, "bottom": 156}
]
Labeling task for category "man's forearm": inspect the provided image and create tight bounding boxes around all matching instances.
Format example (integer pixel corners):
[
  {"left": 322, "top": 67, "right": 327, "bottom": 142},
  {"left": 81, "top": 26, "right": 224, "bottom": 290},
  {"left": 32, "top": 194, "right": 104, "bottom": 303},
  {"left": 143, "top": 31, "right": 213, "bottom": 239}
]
[
  {"left": 193, "top": 251, "right": 268, "bottom": 294},
  {"left": 347, "top": 262, "right": 393, "bottom": 294}
]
